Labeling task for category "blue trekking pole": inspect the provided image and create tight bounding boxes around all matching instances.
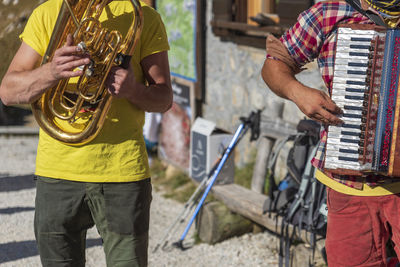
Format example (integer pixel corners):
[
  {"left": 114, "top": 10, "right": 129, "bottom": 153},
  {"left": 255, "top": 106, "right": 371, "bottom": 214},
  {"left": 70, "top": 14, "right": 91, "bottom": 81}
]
[{"left": 173, "top": 111, "right": 260, "bottom": 249}]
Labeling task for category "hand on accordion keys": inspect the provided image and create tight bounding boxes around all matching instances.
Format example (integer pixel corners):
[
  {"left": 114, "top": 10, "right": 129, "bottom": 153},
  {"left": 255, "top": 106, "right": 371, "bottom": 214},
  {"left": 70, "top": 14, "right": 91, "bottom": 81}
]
[{"left": 291, "top": 85, "right": 343, "bottom": 126}]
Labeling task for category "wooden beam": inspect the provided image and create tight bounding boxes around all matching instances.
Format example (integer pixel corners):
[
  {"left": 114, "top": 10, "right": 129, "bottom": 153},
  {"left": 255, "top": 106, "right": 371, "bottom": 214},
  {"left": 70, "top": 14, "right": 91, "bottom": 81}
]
[
  {"left": 210, "top": 20, "right": 285, "bottom": 36},
  {"left": 211, "top": 183, "right": 322, "bottom": 242},
  {"left": 219, "top": 34, "right": 267, "bottom": 49}
]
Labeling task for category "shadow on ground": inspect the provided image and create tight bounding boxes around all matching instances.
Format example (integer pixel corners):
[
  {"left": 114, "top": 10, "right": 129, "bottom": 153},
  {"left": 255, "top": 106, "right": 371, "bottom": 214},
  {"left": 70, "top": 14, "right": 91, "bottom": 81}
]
[
  {"left": 0, "top": 206, "right": 35, "bottom": 215},
  {"left": 0, "top": 104, "right": 32, "bottom": 126},
  {"left": 0, "top": 174, "right": 35, "bottom": 192},
  {"left": 0, "top": 238, "right": 103, "bottom": 264}
]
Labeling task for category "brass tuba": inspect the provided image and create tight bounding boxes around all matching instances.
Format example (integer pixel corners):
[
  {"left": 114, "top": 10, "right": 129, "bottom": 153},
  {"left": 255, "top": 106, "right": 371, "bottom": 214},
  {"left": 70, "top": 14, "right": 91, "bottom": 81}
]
[{"left": 31, "top": 0, "right": 143, "bottom": 145}]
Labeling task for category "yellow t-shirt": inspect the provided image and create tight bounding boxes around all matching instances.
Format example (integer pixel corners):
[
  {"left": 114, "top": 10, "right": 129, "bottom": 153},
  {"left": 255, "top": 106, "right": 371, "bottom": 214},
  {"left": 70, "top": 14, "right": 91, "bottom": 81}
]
[{"left": 20, "top": 0, "right": 170, "bottom": 182}]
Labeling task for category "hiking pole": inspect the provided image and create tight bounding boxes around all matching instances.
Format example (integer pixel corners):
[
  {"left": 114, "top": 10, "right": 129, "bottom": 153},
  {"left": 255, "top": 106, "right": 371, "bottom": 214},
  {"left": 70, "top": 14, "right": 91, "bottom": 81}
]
[
  {"left": 152, "top": 180, "right": 205, "bottom": 252},
  {"left": 152, "top": 154, "right": 223, "bottom": 252},
  {"left": 153, "top": 132, "right": 236, "bottom": 252},
  {"left": 173, "top": 111, "right": 260, "bottom": 249}
]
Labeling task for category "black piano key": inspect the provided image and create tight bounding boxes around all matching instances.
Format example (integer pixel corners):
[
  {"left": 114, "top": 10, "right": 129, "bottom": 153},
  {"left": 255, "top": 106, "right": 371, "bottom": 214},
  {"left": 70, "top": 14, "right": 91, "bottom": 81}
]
[
  {"left": 347, "top": 70, "right": 367, "bottom": 75},
  {"left": 345, "top": 95, "right": 364, "bottom": 100},
  {"left": 349, "top": 52, "right": 369, "bottom": 57},
  {"left": 346, "top": 80, "right": 365, "bottom": 86},
  {"left": 342, "top": 113, "right": 363, "bottom": 119},
  {"left": 342, "top": 123, "right": 361, "bottom": 129},
  {"left": 345, "top": 88, "right": 365, "bottom": 93},
  {"left": 344, "top": 105, "right": 363, "bottom": 111},
  {"left": 348, "top": 62, "right": 369, "bottom": 67},
  {"left": 340, "top": 138, "right": 359, "bottom": 144},
  {"left": 341, "top": 131, "right": 361, "bottom": 136},
  {"left": 350, "top": 37, "right": 372, "bottom": 42},
  {"left": 338, "top": 156, "right": 360, "bottom": 162},
  {"left": 349, "top": 44, "right": 371, "bottom": 50},
  {"left": 339, "top": 148, "right": 359, "bottom": 154}
]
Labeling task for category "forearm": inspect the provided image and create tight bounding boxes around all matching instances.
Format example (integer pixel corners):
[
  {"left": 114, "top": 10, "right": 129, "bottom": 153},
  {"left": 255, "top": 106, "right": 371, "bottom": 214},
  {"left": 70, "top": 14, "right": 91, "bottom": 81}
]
[
  {"left": 127, "top": 82, "right": 173, "bottom": 113},
  {"left": 1, "top": 38, "right": 90, "bottom": 106},
  {"left": 262, "top": 57, "right": 342, "bottom": 124},
  {"left": 261, "top": 58, "right": 307, "bottom": 103},
  {"left": 109, "top": 51, "right": 173, "bottom": 113},
  {"left": 0, "top": 63, "right": 55, "bottom": 105}
]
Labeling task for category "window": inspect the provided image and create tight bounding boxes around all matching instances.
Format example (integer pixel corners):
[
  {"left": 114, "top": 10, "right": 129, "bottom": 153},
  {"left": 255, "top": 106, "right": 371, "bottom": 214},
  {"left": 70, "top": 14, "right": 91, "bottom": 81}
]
[{"left": 211, "top": 0, "right": 313, "bottom": 49}]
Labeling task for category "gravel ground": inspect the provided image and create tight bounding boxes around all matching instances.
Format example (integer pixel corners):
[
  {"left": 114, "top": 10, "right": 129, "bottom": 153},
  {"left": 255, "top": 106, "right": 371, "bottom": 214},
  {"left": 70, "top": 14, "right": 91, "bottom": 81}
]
[{"left": 0, "top": 134, "right": 279, "bottom": 267}]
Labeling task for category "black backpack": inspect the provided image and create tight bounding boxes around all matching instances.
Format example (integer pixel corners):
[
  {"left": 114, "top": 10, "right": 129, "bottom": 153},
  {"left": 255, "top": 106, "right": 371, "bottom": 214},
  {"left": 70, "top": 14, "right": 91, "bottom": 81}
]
[{"left": 265, "top": 119, "right": 327, "bottom": 267}]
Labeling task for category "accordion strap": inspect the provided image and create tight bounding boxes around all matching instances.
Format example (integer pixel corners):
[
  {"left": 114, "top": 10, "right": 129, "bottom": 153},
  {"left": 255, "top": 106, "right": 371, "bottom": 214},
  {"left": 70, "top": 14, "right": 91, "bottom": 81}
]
[{"left": 345, "top": 0, "right": 387, "bottom": 27}]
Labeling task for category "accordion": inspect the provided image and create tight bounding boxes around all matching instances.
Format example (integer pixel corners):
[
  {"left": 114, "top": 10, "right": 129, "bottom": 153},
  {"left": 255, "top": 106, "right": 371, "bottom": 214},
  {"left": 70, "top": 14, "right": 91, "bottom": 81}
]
[{"left": 324, "top": 24, "right": 400, "bottom": 177}]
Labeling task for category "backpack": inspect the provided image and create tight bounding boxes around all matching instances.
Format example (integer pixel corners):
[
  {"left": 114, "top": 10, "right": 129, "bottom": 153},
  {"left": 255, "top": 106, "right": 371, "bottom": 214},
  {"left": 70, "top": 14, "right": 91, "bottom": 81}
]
[{"left": 265, "top": 119, "right": 327, "bottom": 267}]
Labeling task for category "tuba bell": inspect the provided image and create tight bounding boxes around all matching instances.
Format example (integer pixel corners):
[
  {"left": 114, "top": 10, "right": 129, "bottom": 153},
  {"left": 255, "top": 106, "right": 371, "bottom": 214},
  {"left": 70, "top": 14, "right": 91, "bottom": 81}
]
[{"left": 31, "top": 0, "right": 143, "bottom": 145}]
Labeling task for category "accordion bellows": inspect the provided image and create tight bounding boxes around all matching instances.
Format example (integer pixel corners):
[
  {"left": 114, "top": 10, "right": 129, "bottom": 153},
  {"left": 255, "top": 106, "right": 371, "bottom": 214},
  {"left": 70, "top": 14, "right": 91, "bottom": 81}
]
[{"left": 324, "top": 24, "right": 400, "bottom": 177}]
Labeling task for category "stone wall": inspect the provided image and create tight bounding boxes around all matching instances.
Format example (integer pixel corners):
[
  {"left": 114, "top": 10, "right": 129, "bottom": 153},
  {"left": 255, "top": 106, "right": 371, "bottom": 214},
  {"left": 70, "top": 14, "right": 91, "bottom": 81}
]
[{"left": 202, "top": 0, "right": 326, "bottom": 167}]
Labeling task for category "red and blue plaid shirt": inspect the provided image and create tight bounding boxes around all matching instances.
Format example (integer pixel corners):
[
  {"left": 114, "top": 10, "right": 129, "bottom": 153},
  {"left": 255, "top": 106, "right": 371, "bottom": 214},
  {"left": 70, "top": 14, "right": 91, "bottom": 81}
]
[{"left": 276, "top": 1, "right": 399, "bottom": 189}]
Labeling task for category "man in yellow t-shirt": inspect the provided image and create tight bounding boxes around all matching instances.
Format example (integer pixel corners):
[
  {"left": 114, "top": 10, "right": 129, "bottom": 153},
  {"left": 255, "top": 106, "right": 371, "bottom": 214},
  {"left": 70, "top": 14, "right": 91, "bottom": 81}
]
[{"left": 0, "top": 0, "right": 172, "bottom": 266}]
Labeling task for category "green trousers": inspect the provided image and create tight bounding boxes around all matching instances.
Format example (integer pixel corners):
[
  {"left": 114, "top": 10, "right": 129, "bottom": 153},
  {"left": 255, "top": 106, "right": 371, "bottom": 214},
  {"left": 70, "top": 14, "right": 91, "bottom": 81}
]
[{"left": 34, "top": 176, "right": 152, "bottom": 267}]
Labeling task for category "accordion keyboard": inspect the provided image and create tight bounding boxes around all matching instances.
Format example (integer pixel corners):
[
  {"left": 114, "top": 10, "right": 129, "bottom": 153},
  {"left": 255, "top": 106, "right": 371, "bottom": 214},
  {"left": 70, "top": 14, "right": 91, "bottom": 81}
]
[{"left": 325, "top": 27, "right": 386, "bottom": 174}]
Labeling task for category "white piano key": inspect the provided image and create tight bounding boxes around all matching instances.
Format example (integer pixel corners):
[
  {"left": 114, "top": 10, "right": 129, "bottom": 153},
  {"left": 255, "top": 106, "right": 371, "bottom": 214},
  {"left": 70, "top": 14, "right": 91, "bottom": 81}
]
[
  {"left": 327, "top": 133, "right": 361, "bottom": 141},
  {"left": 333, "top": 76, "right": 366, "bottom": 84},
  {"left": 326, "top": 141, "right": 360, "bottom": 150},
  {"left": 324, "top": 150, "right": 360, "bottom": 159},
  {"left": 328, "top": 128, "right": 362, "bottom": 136},
  {"left": 333, "top": 90, "right": 365, "bottom": 97},
  {"left": 342, "top": 110, "right": 364, "bottom": 117},
  {"left": 325, "top": 155, "right": 361, "bottom": 164},
  {"left": 337, "top": 41, "right": 372, "bottom": 47},
  {"left": 332, "top": 99, "right": 363, "bottom": 108},
  {"left": 334, "top": 71, "right": 368, "bottom": 78},
  {"left": 342, "top": 119, "right": 362, "bottom": 125},
  {"left": 337, "top": 28, "right": 376, "bottom": 35},
  {"left": 336, "top": 48, "right": 372, "bottom": 56},
  {"left": 326, "top": 141, "right": 360, "bottom": 151},
  {"left": 332, "top": 82, "right": 367, "bottom": 90},
  {"left": 333, "top": 99, "right": 365, "bottom": 105},
  {"left": 334, "top": 65, "right": 369, "bottom": 72},
  {"left": 337, "top": 29, "right": 379, "bottom": 39},
  {"left": 327, "top": 133, "right": 361, "bottom": 142},
  {"left": 324, "top": 159, "right": 362, "bottom": 170},
  {"left": 332, "top": 94, "right": 364, "bottom": 101},
  {"left": 335, "top": 58, "right": 370, "bottom": 65}
]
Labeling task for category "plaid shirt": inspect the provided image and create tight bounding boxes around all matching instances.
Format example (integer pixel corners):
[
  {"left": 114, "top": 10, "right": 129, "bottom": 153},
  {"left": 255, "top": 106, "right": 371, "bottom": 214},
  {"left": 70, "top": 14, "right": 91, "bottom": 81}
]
[{"left": 277, "top": 1, "right": 398, "bottom": 189}]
